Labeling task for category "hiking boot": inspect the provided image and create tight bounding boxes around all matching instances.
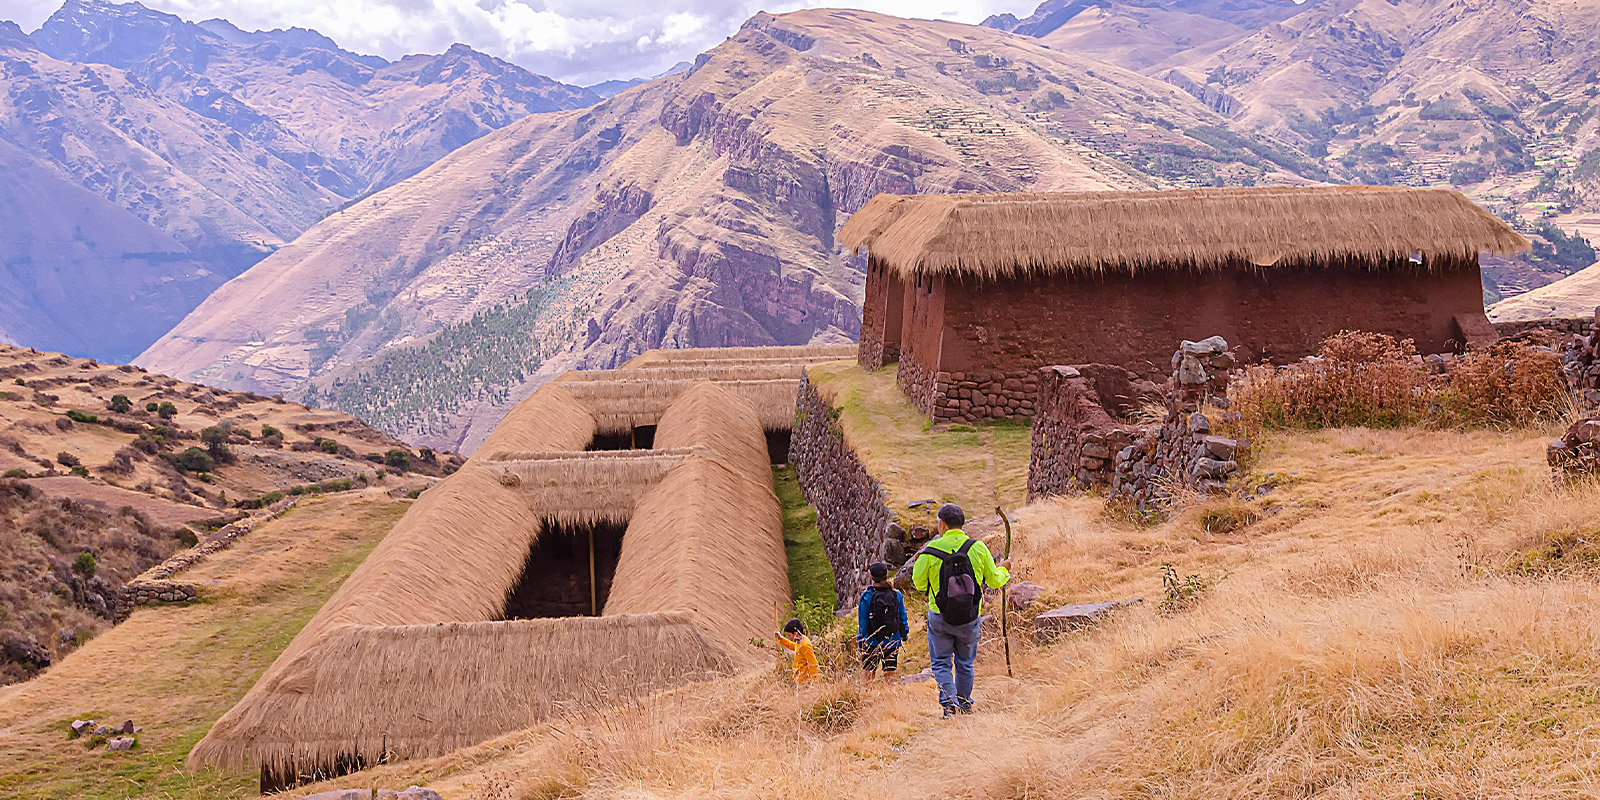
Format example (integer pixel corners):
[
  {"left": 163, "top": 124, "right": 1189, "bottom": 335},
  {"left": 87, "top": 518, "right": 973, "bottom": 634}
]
[
  {"left": 958, "top": 702, "right": 974, "bottom": 715},
  {"left": 941, "top": 705, "right": 956, "bottom": 719}
]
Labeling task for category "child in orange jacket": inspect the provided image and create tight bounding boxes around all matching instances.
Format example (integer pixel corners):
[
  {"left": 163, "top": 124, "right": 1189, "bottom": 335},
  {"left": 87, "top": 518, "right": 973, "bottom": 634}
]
[{"left": 776, "top": 618, "right": 820, "bottom": 684}]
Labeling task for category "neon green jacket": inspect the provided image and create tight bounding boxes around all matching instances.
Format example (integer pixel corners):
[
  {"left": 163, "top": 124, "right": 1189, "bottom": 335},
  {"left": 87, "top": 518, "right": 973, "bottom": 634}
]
[{"left": 912, "top": 529, "right": 1009, "bottom": 615}]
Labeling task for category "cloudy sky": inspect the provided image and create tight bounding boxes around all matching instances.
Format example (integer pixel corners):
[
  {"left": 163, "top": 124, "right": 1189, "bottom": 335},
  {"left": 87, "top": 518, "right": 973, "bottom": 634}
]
[{"left": 0, "top": 0, "right": 1040, "bottom": 85}]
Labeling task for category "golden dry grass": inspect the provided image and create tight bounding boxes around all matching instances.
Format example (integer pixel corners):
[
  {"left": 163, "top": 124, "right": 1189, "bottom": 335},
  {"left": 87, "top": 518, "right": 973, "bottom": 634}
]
[
  {"left": 0, "top": 491, "right": 407, "bottom": 800},
  {"left": 282, "top": 422, "right": 1600, "bottom": 800},
  {"left": 841, "top": 186, "right": 1527, "bottom": 278}
]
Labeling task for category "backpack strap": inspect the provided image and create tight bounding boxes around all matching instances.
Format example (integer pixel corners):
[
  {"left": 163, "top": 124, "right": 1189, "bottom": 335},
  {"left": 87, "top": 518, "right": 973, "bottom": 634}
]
[
  {"left": 955, "top": 538, "right": 977, "bottom": 556},
  {"left": 917, "top": 545, "right": 953, "bottom": 562}
]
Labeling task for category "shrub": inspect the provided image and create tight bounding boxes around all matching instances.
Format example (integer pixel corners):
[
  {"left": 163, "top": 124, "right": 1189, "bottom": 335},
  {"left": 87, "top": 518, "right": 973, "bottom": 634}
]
[
  {"left": 156, "top": 402, "right": 177, "bottom": 420},
  {"left": 1231, "top": 332, "right": 1568, "bottom": 435},
  {"left": 1158, "top": 563, "right": 1209, "bottom": 614},
  {"left": 318, "top": 438, "right": 340, "bottom": 454},
  {"left": 259, "top": 424, "right": 280, "bottom": 439},
  {"left": 72, "top": 551, "right": 97, "bottom": 577},
  {"left": 175, "top": 528, "right": 199, "bottom": 547},
  {"left": 108, "top": 394, "right": 132, "bottom": 413},
  {"left": 3, "top": 468, "right": 29, "bottom": 478},
  {"left": 69, "top": 465, "right": 89, "bottom": 478},
  {"left": 418, "top": 447, "right": 436, "bottom": 464},
  {"left": 383, "top": 448, "right": 412, "bottom": 471},
  {"left": 145, "top": 402, "right": 159, "bottom": 412},
  {"left": 12, "top": 378, "right": 22, "bottom": 386},
  {"left": 804, "top": 685, "right": 862, "bottom": 732},
  {"left": 200, "top": 426, "right": 234, "bottom": 463},
  {"left": 56, "top": 452, "right": 79, "bottom": 467},
  {"left": 169, "top": 447, "right": 215, "bottom": 473},
  {"left": 65, "top": 409, "right": 98, "bottom": 424}
]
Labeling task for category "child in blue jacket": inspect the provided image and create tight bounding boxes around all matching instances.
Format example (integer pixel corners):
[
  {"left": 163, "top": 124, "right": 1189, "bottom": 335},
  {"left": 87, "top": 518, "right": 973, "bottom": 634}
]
[{"left": 857, "top": 561, "right": 909, "bottom": 683}]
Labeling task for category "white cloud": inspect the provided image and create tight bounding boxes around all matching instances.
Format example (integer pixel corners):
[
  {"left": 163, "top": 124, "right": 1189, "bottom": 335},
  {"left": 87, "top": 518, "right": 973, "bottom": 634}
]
[{"left": 0, "top": 0, "right": 1039, "bottom": 85}]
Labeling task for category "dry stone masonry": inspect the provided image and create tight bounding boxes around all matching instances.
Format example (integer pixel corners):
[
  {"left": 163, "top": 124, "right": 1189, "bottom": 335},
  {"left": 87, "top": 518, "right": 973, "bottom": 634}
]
[
  {"left": 113, "top": 498, "right": 298, "bottom": 619},
  {"left": 790, "top": 372, "right": 893, "bottom": 609},
  {"left": 1548, "top": 309, "right": 1600, "bottom": 482},
  {"left": 1563, "top": 307, "right": 1600, "bottom": 412},
  {"left": 900, "top": 356, "right": 1039, "bottom": 423},
  {"left": 1029, "top": 337, "right": 1249, "bottom": 512}
]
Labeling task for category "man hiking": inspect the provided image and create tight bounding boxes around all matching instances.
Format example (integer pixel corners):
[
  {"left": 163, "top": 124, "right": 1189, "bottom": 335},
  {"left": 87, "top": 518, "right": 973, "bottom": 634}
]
[{"left": 912, "top": 503, "right": 1009, "bottom": 717}]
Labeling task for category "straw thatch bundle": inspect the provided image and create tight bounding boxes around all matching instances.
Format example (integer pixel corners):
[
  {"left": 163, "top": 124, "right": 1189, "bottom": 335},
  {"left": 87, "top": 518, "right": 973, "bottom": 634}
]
[
  {"left": 839, "top": 187, "right": 1529, "bottom": 279},
  {"left": 192, "top": 613, "right": 739, "bottom": 775},
  {"left": 476, "top": 383, "right": 597, "bottom": 454},
  {"left": 488, "top": 450, "right": 696, "bottom": 524},
  {"left": 655, "top": 382, "right": 774, "bottom": 481},
  {"left": 606, "top": 456, "right": 789, "bottom": 656},
  {"left": 620, "top": 344, "right": 856, "bottom": 368},
  {"left": 560, "top": 378, "right": 802, "bottom": 432}
]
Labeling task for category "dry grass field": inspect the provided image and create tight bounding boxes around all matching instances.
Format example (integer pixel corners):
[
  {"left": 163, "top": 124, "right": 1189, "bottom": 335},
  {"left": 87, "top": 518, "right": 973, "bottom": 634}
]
[
  {"left": 269, "top": 420, "right": 1598, "bottom": 798},
  {"left": 0, "top": 492, "right": 408, "bottom": 799},
  {"left": 5, "top": 359, "right": 1597, "bottom": 799}
]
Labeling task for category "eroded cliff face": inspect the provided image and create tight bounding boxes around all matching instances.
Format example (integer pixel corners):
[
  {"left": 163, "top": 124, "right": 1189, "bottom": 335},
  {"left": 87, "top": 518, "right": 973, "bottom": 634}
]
[{"left": 141, "top": 7, "right": 1314, "bottom": 451}]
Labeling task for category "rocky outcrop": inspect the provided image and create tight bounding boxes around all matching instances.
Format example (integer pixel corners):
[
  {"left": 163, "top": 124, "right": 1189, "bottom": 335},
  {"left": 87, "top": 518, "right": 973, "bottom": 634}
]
[{"left": 790, "top": 373, "right": 892, "bottom": 609}]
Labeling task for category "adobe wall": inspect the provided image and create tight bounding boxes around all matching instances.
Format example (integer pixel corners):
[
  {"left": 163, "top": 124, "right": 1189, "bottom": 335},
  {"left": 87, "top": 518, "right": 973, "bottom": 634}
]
[
  {"left": 789, "top": 372, "right": 892, "bottom": 609},
  {"left": 858, "top": 260, "right": 907, "bottom": 370},
  {"left": 908, "top": 258, "right": 1490, "bottom": 422}
]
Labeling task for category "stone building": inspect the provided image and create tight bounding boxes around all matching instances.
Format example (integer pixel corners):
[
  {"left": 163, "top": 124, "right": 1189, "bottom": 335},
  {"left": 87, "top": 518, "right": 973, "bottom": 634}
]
[{"left": 840, "top": 186, "right": 1527, "bottom": 422}]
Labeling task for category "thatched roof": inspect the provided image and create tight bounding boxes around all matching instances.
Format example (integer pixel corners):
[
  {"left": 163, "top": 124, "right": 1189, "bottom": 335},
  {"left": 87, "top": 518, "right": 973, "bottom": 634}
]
[
  {"left": 559, "top": 377, "right": 802, "bottom": 432},
  {"left": 838, "top": 186, "right": 1530, "bottom": 279},
  {"left": 190, "top": 366, "right": 793, "bottom": 779}
]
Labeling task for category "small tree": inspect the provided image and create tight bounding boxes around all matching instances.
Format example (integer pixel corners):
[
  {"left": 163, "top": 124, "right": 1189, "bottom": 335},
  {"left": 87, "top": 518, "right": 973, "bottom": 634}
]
[
  {"left": 56, "top": 451, "right": 80, "bottom": 467},
  {"left": 418, "top": 447, "right": 436, "bottom": 464},
  {"left": 383, "top": 448, "right": 412, "bottom": 471},
  {"left": 145, "top": 402, "right": 159, "bottom": 412},
  {"left": 157, "top": 402, "right": 178, "bottom": 420},
  {"left": 72, "top": 552, "right": 97, "bottom": 578},
  {"left": 260, "top": 424, "right": 280, "bottom": 439},
  {"left": 200, "top": 426, "right": 234, "bottom": 464},
  {"left": 318, "top": 438, "right": 340, "bottom": 455},
  {"left": 108, "top": 394, "right": 132, "bottom": 413},
  {"left": 171, "top": 447, "right": 215, "bottom": 473}
]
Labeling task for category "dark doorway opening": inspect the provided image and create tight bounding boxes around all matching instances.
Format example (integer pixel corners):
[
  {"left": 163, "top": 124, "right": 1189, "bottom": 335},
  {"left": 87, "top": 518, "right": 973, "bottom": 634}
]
[
  {"left": 502, "top": 519, "right": 627, "bottom": 619},
  {"left": 262, "top": 754, "right": 372, "bottom": 794},
  {"left": 587, "top": 425, "right": 656, "bottom": 451},
  {"left": 765, "top": 428, "right": 792, "bottom": 465}
]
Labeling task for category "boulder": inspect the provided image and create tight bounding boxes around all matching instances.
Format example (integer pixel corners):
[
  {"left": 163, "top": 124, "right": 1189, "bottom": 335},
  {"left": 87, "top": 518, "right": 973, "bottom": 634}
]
[
  {"left": 70, "top": 719, "right": 94, "bottom": 736},
  {"left": 106, "top": 737, "right": 135, "bottom": 752},
  {"left": 1034, "top": 598, "right": 1143, "bottom": 642},
  {"left": 118, "top": 719, "right": 135, "bottom": 734},
  {"left": 1007, "top": 581, "right": 1044, "bottom": 610}
]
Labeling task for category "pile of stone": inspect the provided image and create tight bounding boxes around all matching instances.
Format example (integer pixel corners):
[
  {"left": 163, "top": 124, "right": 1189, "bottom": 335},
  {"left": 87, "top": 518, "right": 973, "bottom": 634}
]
[
  {"left": 790, "top": 373, "right": 893, "bottom": 608},
  {"left": 1548, "top": 417, "right": 1599, "bottom": 481},
  {"left": 1564, "top": 307, "right": 1600, "bottom": 411},
  {"left": 1029, "top": 337, "right": 1249, "bottom": 512},
  {"left": 70, "top": 718, "right": 139, "bottom": 751}
]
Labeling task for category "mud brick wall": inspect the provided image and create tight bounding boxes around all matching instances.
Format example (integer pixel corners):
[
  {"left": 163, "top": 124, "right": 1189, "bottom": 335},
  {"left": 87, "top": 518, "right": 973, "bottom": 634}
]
[{"left": 790, "top": 372, "right": 892, "bottom": 610}]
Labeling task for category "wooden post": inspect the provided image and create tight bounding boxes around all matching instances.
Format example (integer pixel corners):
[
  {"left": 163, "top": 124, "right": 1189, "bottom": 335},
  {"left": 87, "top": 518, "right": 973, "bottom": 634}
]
[
  {"left": 588, "top": 525, "right": 598, "bottom": 616},
  {"left": 995, "top": 506, "right": 1014, "bottom": 678}
]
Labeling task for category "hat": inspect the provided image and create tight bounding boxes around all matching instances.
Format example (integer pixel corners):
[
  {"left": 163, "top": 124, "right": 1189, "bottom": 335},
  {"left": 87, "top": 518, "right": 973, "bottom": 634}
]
[{"left": 869, "top": 561, "right": 889, "bottom": 580}]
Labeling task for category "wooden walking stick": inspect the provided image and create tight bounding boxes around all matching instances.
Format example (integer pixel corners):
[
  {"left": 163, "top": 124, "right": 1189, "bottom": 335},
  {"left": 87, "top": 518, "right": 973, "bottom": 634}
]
[{"left": 995, "top": 505, "right": 1014, "bottom": 678}]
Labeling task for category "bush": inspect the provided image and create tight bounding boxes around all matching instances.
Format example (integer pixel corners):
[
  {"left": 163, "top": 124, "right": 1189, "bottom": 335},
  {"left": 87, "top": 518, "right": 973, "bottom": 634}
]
[
  {"left": 169, "top": 447, "right": 215, "bottom": 473},
  {"left": 69, "top": 465, "right": 89, "bottom": 478},
  {"left": 260, "top": 424, "right": 280, "bottom": 439},
  {"left": 1232, "top": 332, "right": 1569, "bottom": 434},
  {"left": 418, "top": 447, "right": 436, "bottom": 464},
  {"left": 175, "top": 528, "right": 199, "bottom": 547},
  {"left": 108, "top": 394, "right": 132, "bottom": 413},
  {"left": 1158, "top": 563, "right": 1209, "bottom": 614},
  {"left": 145, "top": 402, "right": 158, "bottom": 412},
  {"left": 72, "top": 551, "right": 97, "bottom": 578},
  {"left": 318, "top": 438, "right": 340, "bottom": 454},
  {"left": 3, "top": 468, "right": 29, "bottom": 478},
  {"left": 56, "top": 452, "right": 79, "bottom": 467},
  {"left": 383, "top": 448, "right": 412, "bottom": 471},
  {"left": 65, "top": 409, "right": 98, "bottom": 424},
  {"left": 199, "top": 426, "right": 234, "bottom": 464},
  {"left": 156, "top": 402, "right": 177, "bottom": 420}
]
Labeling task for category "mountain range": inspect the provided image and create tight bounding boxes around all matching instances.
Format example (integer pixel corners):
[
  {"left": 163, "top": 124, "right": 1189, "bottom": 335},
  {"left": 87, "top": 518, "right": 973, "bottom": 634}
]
[
  {"left": 0, "top": 0, "right": 596, "bottom": 362},
  {"left": 3, "top": 0, "right": 1597, "bottom": 452}
]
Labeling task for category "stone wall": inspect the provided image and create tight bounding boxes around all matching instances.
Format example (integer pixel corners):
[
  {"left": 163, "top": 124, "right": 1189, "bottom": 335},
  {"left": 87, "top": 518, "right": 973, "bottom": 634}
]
[
  {"left": 1029, "top": 337, "right": 1249, "bottom": 513},
  {"left": 790, "top": 372, "right": 892, "bottom": 609},
  {"left": 1562, "top": 308, "right": 1600, "bottom": 412},
  {"left": 1492, "top": 315, "right": 1594, "bottom": 340},
  {"left": 114, "top": 497, "right": 299, "bottom": 620}
]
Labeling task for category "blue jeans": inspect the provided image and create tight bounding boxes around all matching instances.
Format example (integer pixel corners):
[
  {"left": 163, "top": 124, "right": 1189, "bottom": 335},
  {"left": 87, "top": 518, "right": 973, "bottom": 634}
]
[{"left": 927, "top": 611, "right": 980, "bottom": 710}]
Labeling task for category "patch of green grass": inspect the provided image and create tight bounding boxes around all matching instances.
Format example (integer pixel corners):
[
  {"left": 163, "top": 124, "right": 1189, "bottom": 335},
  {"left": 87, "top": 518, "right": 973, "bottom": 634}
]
[{"left": 773, "top": 466, "right": 835, "bottom": 611}]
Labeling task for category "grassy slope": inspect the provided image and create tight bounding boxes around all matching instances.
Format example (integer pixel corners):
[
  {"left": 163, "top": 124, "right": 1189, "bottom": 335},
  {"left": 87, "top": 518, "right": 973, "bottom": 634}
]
[
  {"left": 807, "top": 362, "right": 1032, "bottom": 529},
  {"left": 280, "top": 417, "right": 1600, "bottom": 799},
  {"left": 772, "top": 465, "right": 836, "bottom": 612},
  {"left": 0, "top": 492, "right": 407, "bottom": 800}
]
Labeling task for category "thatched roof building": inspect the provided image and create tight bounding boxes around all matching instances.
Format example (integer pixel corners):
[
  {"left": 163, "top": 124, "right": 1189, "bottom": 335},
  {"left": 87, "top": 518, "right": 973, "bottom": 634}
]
[
  {"left": 841, "top": 186, "right": 1528, "bottom": 422},
  {"left": 189, "top": 347, "right": 837, "bottom": 790}
]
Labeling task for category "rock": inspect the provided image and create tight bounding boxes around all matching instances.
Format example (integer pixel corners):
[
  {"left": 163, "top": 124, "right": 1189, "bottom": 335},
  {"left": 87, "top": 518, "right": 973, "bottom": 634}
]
[
  {"left": 877, "top": 537, "right": 905, "bottom": 565},
  {"left": 118, "top": 719, "right": 134, "bottom": 734},
  {"left": 1081, "top": 442, "right": 1112, "bottom": 459},
  {"left": 70, "top": 719, "right": 93, "bottom": 736},
  {"left": 1202, "top": 436, "right": 1239, "bottom": 459},
  {"left": 898, "top": 668, "right": 935, "bottom": 684},
  {"left": 1034, "top": 599, "right": 1143, "bottom": 641},
  {"left": 893, "top": 553, "right": 919, "bottom": 591},
  {"left": 1176, "top": 354, "right": 1209, "bottom": 385},
  {"left": 1191, "top": 457, "right": 1236, "bottom": 479},
  {"left": 1187, "top": 413, "right": 1211, "bottom": 434},
  {"left": 106, "top": 736, "right": 135, "bottom": 752},
  {"left": 908, "top": 498, "right": 939, "bottom": 508},
  {"left": 886, "top": 522, "right": 906, "bottom": 541},
  {"left": 1007, "top": 581, "right": 1044, "bottom": 609},
  {"left": 1181, "top": 336, "right": 1228, "bottom": 356}
]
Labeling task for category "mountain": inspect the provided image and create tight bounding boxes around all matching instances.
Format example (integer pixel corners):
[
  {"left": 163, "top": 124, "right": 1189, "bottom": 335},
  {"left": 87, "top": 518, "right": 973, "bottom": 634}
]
[
  {"left": 984, "top": 0, "right": 1304, "bottom": 73},
  {"left": 588, "top": 61, "right": 692, "bottom": 100},
  {"left": 1489, "top": 260, "right": 1600, "bottom": 322},
  {"left": 0, "top": 0, "right": 596, "bottom": 363},
  {"left": 138, "top": 8, "right": 1328, "bottom": 453}
]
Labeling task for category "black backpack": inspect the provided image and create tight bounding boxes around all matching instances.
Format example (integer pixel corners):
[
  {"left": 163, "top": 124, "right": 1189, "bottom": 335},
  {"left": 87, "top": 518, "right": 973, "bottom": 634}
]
[
  {"left": 921, "top": 539, "right": 980, "bottom": 625},
  {"left": 864, "top": 587, "right": 903, "bottom": 640}
]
